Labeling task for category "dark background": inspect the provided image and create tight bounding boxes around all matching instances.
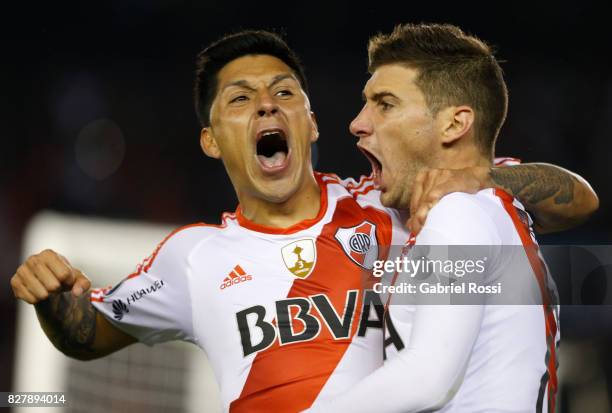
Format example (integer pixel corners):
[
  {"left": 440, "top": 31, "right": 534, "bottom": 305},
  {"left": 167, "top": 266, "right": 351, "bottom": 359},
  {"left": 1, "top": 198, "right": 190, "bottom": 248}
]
[{"left": 1, "top": 0, "right": 610, "bottom": 407}]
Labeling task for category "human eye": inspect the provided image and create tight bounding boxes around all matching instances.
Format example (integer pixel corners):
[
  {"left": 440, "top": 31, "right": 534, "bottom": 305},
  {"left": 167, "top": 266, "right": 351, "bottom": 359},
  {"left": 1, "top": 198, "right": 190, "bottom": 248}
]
[
  {"left": 378, "top": 100, "right": 393, "bottom": 112},
  {"left": 275, "top": 88, "right": 294, "bottom": 98},
  {"left": 229, "top": 95, "right": 249, "bottom": 104}
]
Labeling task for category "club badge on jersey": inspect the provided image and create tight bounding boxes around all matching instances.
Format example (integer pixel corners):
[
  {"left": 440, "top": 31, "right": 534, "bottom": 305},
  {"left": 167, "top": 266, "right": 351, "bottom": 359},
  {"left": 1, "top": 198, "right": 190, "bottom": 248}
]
[
  {"left": 335, "top": 220, "right": 379, "bottom": 270},
  {"left": 281, "top": 238, "right": 317, "bottom": 279}
]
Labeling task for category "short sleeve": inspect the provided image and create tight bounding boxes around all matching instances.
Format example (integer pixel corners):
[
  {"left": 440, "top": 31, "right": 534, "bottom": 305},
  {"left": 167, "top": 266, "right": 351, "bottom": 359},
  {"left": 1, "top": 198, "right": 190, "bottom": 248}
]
[{"left": 91, "top": 233, "right": 196, "bottom": 346}]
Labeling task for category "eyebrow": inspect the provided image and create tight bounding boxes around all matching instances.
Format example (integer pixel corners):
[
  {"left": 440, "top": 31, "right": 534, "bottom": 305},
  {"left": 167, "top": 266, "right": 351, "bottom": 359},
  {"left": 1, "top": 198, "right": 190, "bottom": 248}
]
[
  {"left": 365, "top": 91, "right": 399, "bottom": 102},
  {"left": 269, "top": 73, "right": 296, "bottom": 88},
  {"left": 221, "top": 73, "right": 297, "bottom": 93},
  {"left": 222, "top": 79, "right": 256, "bottom": 93}
]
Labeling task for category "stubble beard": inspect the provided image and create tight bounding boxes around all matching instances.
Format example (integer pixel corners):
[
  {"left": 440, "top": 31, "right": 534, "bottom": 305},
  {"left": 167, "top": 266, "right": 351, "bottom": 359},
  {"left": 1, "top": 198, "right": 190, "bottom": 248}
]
[{"left": 381, "top": 162, "right": 421, "bottom": 211}]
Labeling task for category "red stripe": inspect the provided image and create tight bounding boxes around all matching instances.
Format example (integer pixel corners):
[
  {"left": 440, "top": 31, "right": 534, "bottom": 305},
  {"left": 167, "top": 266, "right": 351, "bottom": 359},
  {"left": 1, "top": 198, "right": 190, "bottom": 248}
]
[
  {"left": 318, "top": 172, "right": 342, "bottom": 185},
  {"left": 352, "top": 184, "right": 377, "bottom": 198},
  {"left": 495, "top": 189, "right": 558, "bottom": 412},
  {"left": 234, "top": 265, "right": 246, "bottom": 276},
  {"left": 127, "top": 264, "right": 144, "bottom": 279},
  {"left": 317, "top": 172, "right": 374, "bottom": 192},
  {"left": 347, "top": 175, "right": 374, "bottom": 191},
  {"left": 230, "top": 197, "right": 393, "bottom": 412}
]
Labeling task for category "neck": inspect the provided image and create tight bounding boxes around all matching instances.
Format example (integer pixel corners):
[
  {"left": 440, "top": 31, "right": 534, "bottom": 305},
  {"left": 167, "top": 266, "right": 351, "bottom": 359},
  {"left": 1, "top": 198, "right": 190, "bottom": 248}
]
[
  {"left": 238, "top": 173, "right": 321, "bottom": 229},
  {"left": 435, "top": 144, "right": 493, "bottom": 169}
]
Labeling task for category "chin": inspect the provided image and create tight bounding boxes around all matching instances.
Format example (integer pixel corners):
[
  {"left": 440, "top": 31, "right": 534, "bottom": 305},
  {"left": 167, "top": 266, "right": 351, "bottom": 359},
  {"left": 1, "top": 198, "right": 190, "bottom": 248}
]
[
  {"left": 261, "top": 191, "right": 294, "bottom": 204},
  {"left": 380, "top": 188, "right": 406, "bottom": 210},
  {"left": 256, "top": 177, "right": 301, "bottom": 203},
  {"left": 379, "top": 191, "right": 396, "bottom": 208}
]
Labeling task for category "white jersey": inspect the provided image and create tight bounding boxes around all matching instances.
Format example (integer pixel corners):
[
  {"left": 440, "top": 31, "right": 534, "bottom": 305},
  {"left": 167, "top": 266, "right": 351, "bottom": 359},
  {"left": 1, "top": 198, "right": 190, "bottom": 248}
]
[
  {"left": 307, "top": 188, "right": 560, "bottom": 413},
  {"left": 91, "top": 172, "right": 409, "bottom": 413}
]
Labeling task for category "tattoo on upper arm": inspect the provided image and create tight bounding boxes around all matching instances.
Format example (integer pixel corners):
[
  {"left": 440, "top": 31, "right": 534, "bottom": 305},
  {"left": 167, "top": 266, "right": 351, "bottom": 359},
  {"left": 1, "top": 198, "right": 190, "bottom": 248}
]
[
  {"left": 35, "top": 291, "right": 97, "bottom": 357},
  {"left": 490, "top": 164, "right": 575, "bottom": 206}
]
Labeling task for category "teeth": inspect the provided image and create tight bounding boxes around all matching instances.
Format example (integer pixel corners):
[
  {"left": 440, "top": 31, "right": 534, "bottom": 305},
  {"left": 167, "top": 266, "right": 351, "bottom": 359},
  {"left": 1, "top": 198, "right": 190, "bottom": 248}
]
[{"left": 261, "top": 130, "right": 283, "bottom": 137}]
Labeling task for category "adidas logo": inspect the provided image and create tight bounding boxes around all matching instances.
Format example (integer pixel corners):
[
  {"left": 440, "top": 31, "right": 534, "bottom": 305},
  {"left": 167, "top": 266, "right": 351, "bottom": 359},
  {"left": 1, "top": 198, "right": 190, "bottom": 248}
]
[{"left": 220, "top": 265, "right": 253, "bottom": 290}]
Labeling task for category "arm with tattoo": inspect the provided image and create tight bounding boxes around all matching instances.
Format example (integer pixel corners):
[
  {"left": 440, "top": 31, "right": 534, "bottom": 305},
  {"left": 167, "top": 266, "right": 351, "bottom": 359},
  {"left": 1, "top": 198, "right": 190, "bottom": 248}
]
[
  {"left": 406, "top": 163, "right": 598, "bottom": 235},
  {"left": 489, "top": 163, "right": 599, "bottom": 233},
  {"left": 10, "top": 249, "right": 136, "bottom": 360},
  {"left": 35, "top": 292, "right": 99, "bottom": 360}
]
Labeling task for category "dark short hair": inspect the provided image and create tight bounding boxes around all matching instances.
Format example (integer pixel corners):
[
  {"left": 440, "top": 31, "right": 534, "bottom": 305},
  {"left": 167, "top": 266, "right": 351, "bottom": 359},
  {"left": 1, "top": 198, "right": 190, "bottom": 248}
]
[
  {"left": 194, "top": 30, "right": 308, "bottom": 127},
  {"left": 368, "top": 23, "right": 508, "bottom": 156}
]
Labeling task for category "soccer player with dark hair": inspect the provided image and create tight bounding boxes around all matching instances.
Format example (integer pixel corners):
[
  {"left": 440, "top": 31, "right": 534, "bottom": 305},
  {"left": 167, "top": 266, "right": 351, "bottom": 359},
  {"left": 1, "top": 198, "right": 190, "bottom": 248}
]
[
  {"left": 307, "top": 23, "right": 570, "bottom": 413},
  {"left": 11, "top": 29, "right": 596, "bottom": 412}
]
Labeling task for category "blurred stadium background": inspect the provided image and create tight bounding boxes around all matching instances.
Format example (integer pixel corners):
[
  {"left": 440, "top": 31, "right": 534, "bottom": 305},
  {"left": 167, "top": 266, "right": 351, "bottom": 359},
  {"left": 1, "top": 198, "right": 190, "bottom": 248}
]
[{"left": 2, "top": 1, "right": 611, "bottom": 411}]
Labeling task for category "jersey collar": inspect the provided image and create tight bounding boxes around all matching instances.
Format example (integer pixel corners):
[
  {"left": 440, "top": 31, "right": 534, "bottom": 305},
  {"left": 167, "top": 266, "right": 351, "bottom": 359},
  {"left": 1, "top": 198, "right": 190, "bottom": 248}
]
[{"left": 235, "top": 173, "right": 328, "bottom": 235}]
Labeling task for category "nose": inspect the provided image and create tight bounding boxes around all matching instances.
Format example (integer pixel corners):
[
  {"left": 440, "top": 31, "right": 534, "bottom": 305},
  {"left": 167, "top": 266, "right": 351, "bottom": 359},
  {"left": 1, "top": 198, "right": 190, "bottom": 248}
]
[
  {"left": 257, "top": 91, "right": 279, "bottom": 117},
  {"left": 349, "top": 105, "right": 372, "bottom": 138}
]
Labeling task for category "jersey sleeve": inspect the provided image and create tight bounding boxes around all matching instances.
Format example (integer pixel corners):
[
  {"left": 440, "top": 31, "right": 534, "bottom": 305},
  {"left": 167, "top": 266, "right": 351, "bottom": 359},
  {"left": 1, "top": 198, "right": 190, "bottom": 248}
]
[
  {"left": 305, "top": 306, "right": 483, "bottom": 413},
  {"left": 304, "top": 194, "right": 498, "bottom": 413},
  {"left": 90, "top": 229, "right": 197, "bottom": 346}
]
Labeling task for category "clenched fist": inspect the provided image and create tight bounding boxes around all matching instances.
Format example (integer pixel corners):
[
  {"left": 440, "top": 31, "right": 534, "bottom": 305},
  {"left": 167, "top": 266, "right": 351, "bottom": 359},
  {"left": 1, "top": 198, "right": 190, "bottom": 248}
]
[{"left": 10, "top": 249, "right": 91, "bottom": 304}]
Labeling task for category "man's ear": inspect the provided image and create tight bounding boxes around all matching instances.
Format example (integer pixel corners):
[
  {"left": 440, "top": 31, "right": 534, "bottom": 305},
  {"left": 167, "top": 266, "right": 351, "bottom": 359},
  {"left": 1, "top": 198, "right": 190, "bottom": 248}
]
[
  {"left": 440, "top": 105, "right": 474, "bottom": 145},
  {"left": 200, "top": 127, "right": 221, "bottom": 159},
  {"left": 310, "top": 111, "right": 320, "bottom": 143}
]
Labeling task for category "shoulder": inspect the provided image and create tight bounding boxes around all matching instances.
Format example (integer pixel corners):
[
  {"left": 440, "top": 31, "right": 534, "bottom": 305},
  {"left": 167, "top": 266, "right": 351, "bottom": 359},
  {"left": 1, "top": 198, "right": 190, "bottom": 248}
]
[
  {"left": 158, "top": 214, "right": 236, "bottom": 251},
  {"left": 317, "top": 171, "right": 401, "bottom": 215},
  {"left": 317, "top": 171, "right": 407, "bottom": 241},
  {"left": 317, "top": 171, "right": 376, "bottom": 196},
  {"left": 418, "top": 190, "right": 504, "bottom": 245},
  {"left": 137, "top": 213, "right": 238, "bottom": 275}
]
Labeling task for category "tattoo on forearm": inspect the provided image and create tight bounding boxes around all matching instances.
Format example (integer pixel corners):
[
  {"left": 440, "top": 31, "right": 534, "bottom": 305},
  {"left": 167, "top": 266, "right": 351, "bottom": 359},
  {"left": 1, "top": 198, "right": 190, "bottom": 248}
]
[
  {"left": 35, "top": 291, "right": 97, "bottom": 358},
  {"left": 490, "top": 164, "right": 575, "bottom": 206}
]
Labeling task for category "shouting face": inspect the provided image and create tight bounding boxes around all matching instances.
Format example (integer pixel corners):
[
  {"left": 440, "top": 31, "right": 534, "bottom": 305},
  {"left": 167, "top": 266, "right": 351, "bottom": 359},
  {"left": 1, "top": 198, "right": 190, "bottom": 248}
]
[
  {"left": 350, "top": 64, "right": 438, "bottom": 209},
  {"left": 202, "top": 54, "right": 319, "bottom": 203}
]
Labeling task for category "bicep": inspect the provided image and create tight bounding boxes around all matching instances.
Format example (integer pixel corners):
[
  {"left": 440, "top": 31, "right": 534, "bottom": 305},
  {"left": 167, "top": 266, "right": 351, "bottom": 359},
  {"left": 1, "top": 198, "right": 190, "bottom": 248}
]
[{"left": 492, "top": 163, "right": 598, "bottom": 233}]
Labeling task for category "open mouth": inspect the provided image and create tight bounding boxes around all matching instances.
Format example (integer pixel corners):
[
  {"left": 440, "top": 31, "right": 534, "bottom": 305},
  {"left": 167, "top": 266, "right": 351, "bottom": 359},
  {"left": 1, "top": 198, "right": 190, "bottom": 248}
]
[
  {"left": 358, "top": 146, "right": 383, "bottom": 188},
  {"left": 256, "top": 128, "right": 290, "bottom": 174}
]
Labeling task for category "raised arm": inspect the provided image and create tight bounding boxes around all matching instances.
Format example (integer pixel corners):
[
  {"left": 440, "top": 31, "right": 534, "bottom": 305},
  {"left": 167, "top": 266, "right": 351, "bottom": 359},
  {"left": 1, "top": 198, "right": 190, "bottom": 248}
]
[
  {"left": 407, "top": 163, "right": 599, "bottom": 234},
  {"left": 10, "top": 249, "right": 136, "bottom": 360},
  {"left": 487, "top": 163, "right": 598, "bottom": 233}
]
